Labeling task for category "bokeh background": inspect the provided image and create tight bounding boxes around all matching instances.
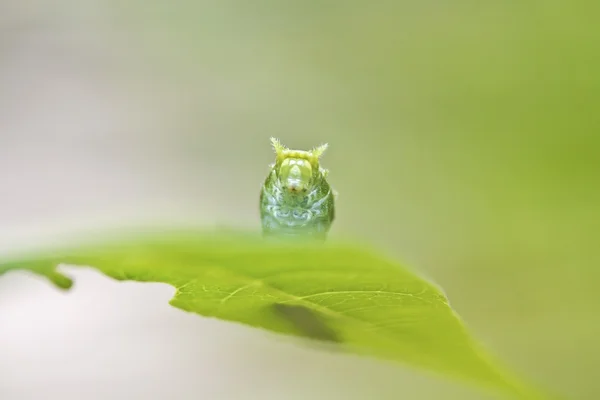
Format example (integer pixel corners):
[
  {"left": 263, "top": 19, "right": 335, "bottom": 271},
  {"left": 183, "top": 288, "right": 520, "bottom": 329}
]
[{"left": 1, "top": 1, "right": 598, "bottom": 399}]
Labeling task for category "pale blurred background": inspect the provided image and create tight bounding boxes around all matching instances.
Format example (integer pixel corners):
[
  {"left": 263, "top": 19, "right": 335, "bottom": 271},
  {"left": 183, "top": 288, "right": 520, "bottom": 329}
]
[{"left": 1, "top": 1, "right": 598, "bottom": 399}]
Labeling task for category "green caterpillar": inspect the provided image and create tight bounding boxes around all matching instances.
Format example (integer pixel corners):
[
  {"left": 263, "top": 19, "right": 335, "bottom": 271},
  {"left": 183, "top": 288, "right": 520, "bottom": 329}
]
[{"left": 260, "top": 138, "right": 336, "bottom": 239}]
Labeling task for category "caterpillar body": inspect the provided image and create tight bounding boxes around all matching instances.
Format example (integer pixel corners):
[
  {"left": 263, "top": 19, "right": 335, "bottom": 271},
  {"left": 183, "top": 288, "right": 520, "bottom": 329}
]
[{"left": 260, "top": 138, "right": 336, "bottom": 239}]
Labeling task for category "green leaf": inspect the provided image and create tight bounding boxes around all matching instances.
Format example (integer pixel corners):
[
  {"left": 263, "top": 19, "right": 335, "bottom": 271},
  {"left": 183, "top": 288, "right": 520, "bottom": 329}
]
[{"left": 0, "top": 230, "right": 546, "bottom": 399}]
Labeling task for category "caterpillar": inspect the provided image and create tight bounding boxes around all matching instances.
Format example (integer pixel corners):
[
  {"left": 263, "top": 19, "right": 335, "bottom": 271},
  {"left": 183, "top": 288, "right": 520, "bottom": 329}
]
[{"left": 260, "top": 138, "right": 336, "bottom": 239}]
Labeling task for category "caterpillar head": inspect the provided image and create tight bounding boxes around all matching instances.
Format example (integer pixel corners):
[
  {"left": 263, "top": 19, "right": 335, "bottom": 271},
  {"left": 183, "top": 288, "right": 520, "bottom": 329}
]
[{"left": 270, "top": 137, "right": 328, "bottom": 193}]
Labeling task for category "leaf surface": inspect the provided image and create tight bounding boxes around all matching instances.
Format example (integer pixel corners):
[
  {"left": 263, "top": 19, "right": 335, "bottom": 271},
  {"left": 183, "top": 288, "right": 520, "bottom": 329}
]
[{"left": 0, "top": 231, "right": 545, "bottom": 398}]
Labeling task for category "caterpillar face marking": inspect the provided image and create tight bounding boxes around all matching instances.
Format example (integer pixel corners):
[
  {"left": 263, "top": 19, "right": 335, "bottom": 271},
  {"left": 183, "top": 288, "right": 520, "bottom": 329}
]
[{"left": 260, "top": 138, "right": 335, "bottom": 239}]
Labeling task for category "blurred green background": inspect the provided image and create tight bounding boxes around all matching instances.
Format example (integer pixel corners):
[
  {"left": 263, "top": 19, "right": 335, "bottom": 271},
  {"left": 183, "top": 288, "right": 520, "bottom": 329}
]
[{"left": 1, "top": 1, "right": 599, "bottom": 399}]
